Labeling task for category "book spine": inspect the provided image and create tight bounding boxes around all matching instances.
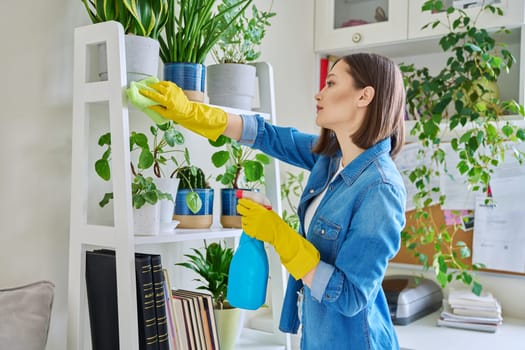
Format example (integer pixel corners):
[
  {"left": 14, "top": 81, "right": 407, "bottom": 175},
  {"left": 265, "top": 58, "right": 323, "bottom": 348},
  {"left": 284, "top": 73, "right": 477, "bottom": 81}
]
[
  {"left": 150, "top": 255, "right": 170, "bottom": 350},
  {"left": 85, "top": 250, "right": 120, "bottom": 350},
  {"left": 135, "top": 254, "right": 160, "bottom": 350},
  {"left": 162, "top": 269, "right": 178, "bottom": 350}
]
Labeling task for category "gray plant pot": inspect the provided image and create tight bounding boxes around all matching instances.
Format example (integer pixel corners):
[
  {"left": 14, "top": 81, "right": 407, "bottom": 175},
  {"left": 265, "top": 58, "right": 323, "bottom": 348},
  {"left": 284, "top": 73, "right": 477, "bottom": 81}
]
[
  {"left": 207, "top": 63, "right": 257, "bottom": 110},
  {"left": 98, "top": 34, "right": 160, "bottom": 85}
]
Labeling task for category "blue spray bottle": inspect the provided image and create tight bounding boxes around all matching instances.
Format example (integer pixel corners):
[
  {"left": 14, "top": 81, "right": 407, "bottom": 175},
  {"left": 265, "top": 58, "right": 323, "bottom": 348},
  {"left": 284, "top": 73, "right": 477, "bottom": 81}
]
[{"left": 227, "top": 190, "right": 270, "bottom": 310}]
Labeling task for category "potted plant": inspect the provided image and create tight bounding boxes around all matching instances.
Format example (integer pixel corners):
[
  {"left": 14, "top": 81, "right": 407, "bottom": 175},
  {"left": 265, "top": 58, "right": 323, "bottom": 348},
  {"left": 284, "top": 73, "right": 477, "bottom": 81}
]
[
  {"left": 172, "top": 165, "right": 214, "bottom": 229},
  {"left": 207, "top": 0, "right": 276, "bottom": 110},
  {"left": 81, "top": 0, "right": 169, "bottom": 83},
  {"left": 175, "top": 240, "right": 242, "bottom": 350},
  {"left": 158, "top": 0, "right": 253, "bottom": 101},
  {"left": 95, "top": 120, "right": 194, "bottom": 226},
  {"left": 98, "top": 173, "right": 173, "bottom": 235},
  {"left": 399, "top": 0, "right": 525, "bottom": 295},
  {"left": 209, "top": 135, "right": 270, "bottom": 228}
]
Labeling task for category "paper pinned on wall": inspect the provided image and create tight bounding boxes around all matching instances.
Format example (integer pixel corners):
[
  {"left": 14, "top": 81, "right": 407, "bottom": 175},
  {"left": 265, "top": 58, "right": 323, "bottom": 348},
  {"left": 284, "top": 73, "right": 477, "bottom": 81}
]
[
  {"left": 472, "top": 196, "right": 525, "bottom": 273},
  {"left": 439, "top": 143, "right": 477, "bottom": 210}
]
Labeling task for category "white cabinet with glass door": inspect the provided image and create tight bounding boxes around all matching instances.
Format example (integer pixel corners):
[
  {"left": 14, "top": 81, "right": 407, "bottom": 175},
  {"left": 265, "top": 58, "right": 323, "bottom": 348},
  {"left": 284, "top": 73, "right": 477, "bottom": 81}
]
[
  {"left": 314, "top": 0, "right": 409, "bottom": 53},
  {"left": 408, "top": 0, "right": 525, "bottom": 39}
]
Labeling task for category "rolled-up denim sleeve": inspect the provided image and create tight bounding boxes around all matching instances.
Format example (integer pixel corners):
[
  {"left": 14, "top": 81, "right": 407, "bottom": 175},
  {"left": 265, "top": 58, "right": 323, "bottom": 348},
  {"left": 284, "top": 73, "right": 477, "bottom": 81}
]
[
  {"left": 239, "top": 114, "right": 259, "bottom": 146},
  {"left": 310, "top": 260, "right": 335, "bottom": 301}
]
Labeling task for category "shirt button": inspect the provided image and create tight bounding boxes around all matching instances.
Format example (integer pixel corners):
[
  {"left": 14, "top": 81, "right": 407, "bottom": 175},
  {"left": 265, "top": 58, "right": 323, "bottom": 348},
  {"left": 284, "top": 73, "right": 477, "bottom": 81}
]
[
  {"left": 329, "top": 185, "right": 333, "bottom": 191},
  {"left": 321, "top": 229, "right": 325, "bottom": 235},
  {"left": 309, "top": 189, "right": 314, "bottom": 193}
]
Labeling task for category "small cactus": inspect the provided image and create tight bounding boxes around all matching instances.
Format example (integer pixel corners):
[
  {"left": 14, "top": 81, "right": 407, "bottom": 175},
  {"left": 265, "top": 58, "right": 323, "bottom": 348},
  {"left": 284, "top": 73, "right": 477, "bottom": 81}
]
[{"left": 176, "top": 166, "right": 209, "bottom": 190}]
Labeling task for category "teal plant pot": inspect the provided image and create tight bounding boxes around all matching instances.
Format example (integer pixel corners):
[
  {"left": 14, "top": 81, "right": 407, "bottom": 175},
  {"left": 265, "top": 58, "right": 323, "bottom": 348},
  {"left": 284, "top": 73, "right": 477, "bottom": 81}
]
[
  {"left": 173, "top": 188, "right": 214, "bottom": 229},
  {"left": 163, "top": 62, "right": 206, "bottom": 102}
]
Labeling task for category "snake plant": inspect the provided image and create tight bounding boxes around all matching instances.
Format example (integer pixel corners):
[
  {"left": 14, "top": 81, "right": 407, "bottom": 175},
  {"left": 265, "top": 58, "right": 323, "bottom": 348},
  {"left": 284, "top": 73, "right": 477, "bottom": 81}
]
[
  {"left": 159, "top": 0, "right": 253, "bottom": 64},
  {"left": 81, "top": 0, "right": 169, "bottom": 39}
]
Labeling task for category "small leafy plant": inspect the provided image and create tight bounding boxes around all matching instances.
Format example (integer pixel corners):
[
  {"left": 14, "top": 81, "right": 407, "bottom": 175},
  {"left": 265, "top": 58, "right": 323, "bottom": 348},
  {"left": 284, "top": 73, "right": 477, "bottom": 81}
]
[
  {"left": 99, "top": 173, "right": 172, "bottom": 209},
  {"left": 212, "top": 0, "right": 276, "bottom": 64},
  {"left": 176, "top": 240, "right": 234, "bottom": 309},
  {"left": 94, "top": 122, "right": 206, "bottom": 210},
  {"left": 209, "top": 135, "right": 270, "bottom": 189},
  {"left": 400, "top": 0, "right": 525, "bottom": 294}
]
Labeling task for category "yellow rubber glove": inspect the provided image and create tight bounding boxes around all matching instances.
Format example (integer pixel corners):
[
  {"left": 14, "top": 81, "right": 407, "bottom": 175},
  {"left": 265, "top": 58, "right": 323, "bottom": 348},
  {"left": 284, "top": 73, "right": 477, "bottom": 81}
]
[
  {"left": 237, "top": 198, "right": 320, "bottom": 280},
  {"left": 139, "top": 80, "right": 227, "bottom": 141}
]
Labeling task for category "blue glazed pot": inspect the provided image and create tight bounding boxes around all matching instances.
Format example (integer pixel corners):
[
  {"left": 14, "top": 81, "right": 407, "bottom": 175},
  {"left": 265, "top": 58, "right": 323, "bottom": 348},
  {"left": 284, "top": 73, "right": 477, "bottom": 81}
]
[
  {"left": 163, "top": 62, "right": 206, "bottom": 102},
  {"left": 220, "top": 188, "right": 256, "bottom": 228},
  {"left": 174, "top": 188, "right": 214, "bottom": 228}
]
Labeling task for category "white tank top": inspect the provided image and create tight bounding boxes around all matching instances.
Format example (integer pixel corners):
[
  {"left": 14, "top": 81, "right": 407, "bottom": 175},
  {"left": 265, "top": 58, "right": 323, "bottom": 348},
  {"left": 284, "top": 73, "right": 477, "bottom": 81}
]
[{"left": 304, "top": 160, "right": 344, "bottom": 233}]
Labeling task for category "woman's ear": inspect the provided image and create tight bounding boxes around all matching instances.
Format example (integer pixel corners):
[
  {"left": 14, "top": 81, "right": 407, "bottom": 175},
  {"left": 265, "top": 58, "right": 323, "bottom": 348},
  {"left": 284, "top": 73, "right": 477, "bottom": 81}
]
[{"left": 357, "top": 86, "right": 375, "bottom": 107}]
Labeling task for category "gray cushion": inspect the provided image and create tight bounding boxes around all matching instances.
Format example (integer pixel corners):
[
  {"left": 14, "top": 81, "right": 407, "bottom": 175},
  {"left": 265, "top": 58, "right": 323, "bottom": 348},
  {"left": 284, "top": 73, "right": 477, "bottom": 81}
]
[{"left": 0, "top": 281, "right": 54, "bottom": 350}]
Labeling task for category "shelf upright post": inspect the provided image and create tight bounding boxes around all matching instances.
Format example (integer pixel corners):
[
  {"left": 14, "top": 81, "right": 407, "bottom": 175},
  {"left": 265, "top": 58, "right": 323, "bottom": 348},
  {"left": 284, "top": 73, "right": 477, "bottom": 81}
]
[
  {"left": 68, "top": 21, "right": 140, "bottom": 350},
  {"left": 253, "top": 61, "right": 291, "bottom": 350}
]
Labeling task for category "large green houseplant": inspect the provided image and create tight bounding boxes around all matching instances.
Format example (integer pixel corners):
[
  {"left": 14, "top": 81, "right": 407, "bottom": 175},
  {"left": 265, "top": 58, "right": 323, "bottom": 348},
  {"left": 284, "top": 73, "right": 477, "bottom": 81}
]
[
  {"left": 158, "top": 0, "right": 253, "bottom": 101},
  {"left": 400, "top": 0, "right": 525, "bottom": 294}
]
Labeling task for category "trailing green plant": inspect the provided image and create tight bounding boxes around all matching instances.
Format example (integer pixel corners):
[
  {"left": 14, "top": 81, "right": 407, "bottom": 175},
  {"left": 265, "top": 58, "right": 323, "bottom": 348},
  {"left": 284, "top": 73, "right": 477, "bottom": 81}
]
[
  {"left": 400, "top": 0, "right": 525, "bottom": 295},
  {"left": 280, "top": 170, "right": 305, "bottom": 231},
  {"left": 99, "top": 173, "right": 173, "bottom": 209},
  {"left": 211, "top": 0, "right": 276, "bottom": 64},
  {"left": 176, "top": 240, "right": 234, "bottom": 309},
  {"left": 159, "top": 0, "right": 253, "bottom": 63},
  {"left": 94, "top": 122, "right": 207, "bottom": 211},
  {"left": 81, "top": 0, "right": 169, "bottom": 39},
  {"left": 95, "top": 121, "right": 187, "bottom": 180},
  {"left": 209, "top": 135, "right": 270, "bottom": 189}
]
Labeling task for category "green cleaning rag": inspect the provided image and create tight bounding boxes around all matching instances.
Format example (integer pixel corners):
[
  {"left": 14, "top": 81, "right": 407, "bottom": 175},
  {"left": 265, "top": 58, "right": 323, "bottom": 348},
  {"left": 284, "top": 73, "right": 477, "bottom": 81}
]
[{"left": 126, "top": 76, "right": 167, "bottom": 125}]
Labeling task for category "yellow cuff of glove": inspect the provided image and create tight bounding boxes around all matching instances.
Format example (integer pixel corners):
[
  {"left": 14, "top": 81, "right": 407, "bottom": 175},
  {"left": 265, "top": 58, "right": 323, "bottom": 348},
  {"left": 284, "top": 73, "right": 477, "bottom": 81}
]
[{"left": 281, "top": 239, "right": 320, "bottom": 280}]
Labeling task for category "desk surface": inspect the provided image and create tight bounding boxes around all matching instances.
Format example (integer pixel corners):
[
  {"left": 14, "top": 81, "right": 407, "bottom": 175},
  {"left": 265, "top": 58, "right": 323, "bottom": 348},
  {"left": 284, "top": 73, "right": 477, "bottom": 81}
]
[{"left": 395, "top": 310, "right": 525, "bottom": 350}]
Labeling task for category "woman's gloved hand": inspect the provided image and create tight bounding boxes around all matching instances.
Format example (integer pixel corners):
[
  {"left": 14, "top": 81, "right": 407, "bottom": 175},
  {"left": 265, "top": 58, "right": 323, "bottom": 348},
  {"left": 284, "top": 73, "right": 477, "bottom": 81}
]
[
  {"left": 139, "top": 80, "right": 227, "bottom": 141},
  {"left": 237, "top": 198, "right": 320, "bottom": 280}
]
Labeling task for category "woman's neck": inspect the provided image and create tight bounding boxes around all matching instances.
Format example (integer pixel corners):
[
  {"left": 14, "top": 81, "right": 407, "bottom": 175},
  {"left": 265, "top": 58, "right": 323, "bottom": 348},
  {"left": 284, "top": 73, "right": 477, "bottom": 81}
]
[{"left": 336, "top": 132, "right": 364, "bottom": 167}]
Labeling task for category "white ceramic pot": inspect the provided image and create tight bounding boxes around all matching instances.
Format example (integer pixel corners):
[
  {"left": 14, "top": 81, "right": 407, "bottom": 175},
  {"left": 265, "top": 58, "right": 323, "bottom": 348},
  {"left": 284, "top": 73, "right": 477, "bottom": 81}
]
[
  {"left": 133, "top": 202, "right": 160, "bottom": 236},
  {"left": 153, "top": 177, "right": 180, "bottom": 225}
]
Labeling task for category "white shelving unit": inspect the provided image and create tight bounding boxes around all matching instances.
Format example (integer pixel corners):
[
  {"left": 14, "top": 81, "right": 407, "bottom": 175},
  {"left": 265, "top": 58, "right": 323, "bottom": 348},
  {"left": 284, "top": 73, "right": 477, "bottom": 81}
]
[{"left": 67, "top": 21, "right": 290, "bottom": 350}]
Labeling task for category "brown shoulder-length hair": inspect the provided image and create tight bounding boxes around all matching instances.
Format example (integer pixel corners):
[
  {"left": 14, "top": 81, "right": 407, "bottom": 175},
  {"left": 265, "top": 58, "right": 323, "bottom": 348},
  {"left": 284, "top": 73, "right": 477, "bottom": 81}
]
[{"left": 312, "top": 53, "right": 406, "bottom": 158}]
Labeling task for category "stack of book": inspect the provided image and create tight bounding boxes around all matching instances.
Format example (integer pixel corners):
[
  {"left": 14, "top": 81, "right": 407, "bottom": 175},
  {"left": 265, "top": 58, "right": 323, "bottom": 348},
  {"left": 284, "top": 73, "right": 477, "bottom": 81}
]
[
  {"left": 86, "top": 250, "right": 170, "bottom": 350},
  {"left": 437, "top": 287, "right": 503, "bottom": 333}
]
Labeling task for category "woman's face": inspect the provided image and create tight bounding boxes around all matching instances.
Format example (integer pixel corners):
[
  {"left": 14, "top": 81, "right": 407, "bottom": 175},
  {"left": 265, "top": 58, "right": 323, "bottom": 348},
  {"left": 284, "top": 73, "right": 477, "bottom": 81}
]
[{"left": 315, "top": 60, "right": 368, "bottom": 136}]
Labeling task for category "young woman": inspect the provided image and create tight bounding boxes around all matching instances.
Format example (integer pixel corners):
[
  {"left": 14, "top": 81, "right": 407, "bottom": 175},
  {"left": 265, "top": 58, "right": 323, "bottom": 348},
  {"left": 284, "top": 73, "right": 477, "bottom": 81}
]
[{"left": 140, "top": 52, "right": 407, "bottom": 349}]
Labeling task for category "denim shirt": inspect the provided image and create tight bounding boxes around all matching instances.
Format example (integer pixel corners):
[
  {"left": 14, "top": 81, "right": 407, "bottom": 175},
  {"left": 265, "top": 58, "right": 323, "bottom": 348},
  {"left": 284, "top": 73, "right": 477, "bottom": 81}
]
[{"left": 240, "top": 115, "right": 406, "bottom": 350}]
